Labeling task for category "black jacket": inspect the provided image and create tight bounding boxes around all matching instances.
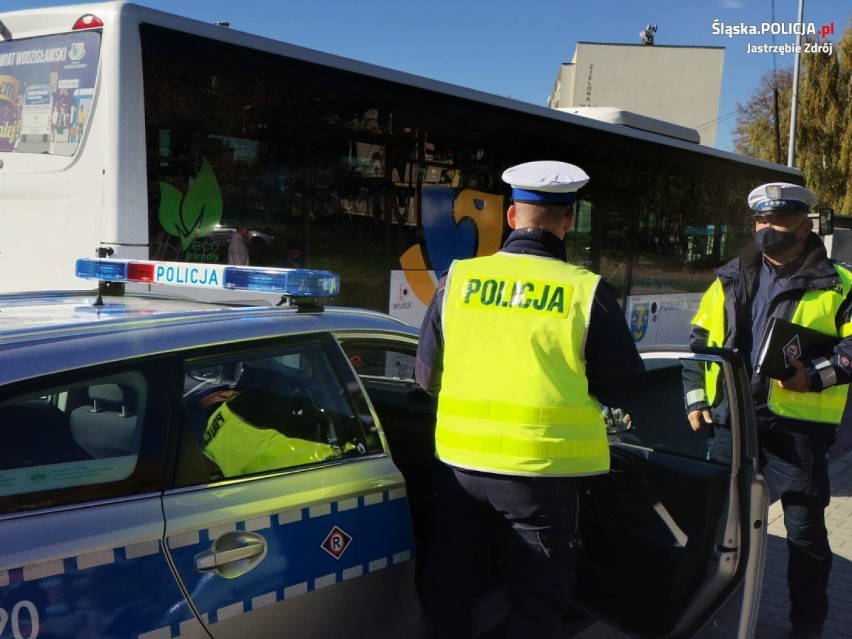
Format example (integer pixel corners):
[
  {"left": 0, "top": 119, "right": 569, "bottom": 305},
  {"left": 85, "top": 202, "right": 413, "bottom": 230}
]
[{"left": 683, "top": 233, "right": 852, "bottom": 437}]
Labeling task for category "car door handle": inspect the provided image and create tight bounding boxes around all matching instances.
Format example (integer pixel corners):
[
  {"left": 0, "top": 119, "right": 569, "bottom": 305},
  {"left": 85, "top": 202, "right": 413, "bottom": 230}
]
[
  {"left": 195, "top": 531, "right": 268, "bottom": 578},
  {"left": 196, "top": 542, "right": 264, "bottom": 569}
]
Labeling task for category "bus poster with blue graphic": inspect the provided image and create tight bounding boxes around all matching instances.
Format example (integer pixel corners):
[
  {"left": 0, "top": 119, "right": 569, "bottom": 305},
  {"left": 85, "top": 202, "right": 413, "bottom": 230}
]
[
  {"left": 387, "top": 181, "right": 706, "bottom": 346},
  {"left": 0, "top": 31, "right": 100, "bottom": 155},
  {"left": 626, "top": 293, "right": 703, "bottom": 346},
  {"left": 390, "top": 184, "right": 505, "bottom": 327}
]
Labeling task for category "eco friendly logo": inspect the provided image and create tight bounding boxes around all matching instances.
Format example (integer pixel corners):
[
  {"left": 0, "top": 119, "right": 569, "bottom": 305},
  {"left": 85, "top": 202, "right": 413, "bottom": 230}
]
[{"left": 159, "top": 160, "right": 223, "bottom": 250}]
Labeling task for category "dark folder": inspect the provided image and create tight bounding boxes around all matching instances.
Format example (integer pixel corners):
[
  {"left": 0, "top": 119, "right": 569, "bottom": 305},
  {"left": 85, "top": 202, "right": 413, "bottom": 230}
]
[{"left": 755, "top": 317, "right": 838, "bottom": 380}]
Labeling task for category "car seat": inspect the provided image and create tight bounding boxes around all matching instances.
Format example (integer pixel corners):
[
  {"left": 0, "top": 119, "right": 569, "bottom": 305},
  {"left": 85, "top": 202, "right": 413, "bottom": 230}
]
[{"left": 69, "top": 384, "right": 139, "bottom": 458}]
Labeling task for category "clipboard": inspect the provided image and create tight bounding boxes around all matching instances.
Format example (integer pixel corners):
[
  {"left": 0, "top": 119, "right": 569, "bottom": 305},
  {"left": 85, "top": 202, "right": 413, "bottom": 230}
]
[{"left": 754, "top": 317, "right": 838, "bottom": 380}]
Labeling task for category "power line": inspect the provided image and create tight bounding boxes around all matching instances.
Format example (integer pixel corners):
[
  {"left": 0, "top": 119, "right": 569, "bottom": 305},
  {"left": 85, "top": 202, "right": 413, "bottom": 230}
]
[{"left": 693, "top": 110, "right": 740, "bottom": 132}]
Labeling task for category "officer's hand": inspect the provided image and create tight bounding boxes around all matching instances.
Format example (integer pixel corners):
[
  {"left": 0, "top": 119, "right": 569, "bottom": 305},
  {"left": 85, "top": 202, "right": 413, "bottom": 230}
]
[
  {"left": 602, "top": 406, "right": 632, "bottom": 433},
  {"left": 778, "top": 357, "right": 809, "bottom": 393},
  {"left": 687, "top": 408, "right": 713, "bottom": 432}
]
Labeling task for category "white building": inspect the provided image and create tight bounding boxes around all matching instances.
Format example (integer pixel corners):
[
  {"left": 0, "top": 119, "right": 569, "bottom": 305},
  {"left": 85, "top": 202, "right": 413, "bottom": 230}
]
[{"left": 548, "top": 42, "right": 725, "bottom": 147}]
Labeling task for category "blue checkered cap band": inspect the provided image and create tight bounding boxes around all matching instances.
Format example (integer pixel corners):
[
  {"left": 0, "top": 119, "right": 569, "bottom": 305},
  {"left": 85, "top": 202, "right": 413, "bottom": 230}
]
[
  {"left": 748, "top": 182, "right": 817, "bottom": 214},
  {"left": 502, "top": 160, "right": 589, "bottom": 204}
]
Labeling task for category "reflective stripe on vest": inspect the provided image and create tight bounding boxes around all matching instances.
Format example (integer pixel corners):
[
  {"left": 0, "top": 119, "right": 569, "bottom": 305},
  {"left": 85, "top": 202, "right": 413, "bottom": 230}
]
[
  {"left": 436, "top": 252, "right": 609, "bottom": 476},
  {"left": 202, "top": 397, "right": 336, "bottom": 476},
  {"left": 693, "top": 264, "right": 852, "bottom": 424}
]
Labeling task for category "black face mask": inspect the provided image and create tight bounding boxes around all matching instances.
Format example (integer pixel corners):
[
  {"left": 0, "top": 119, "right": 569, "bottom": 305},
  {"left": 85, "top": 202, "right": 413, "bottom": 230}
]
[{"left": 754, "top": 220, "right": 807, "bottom": 257}]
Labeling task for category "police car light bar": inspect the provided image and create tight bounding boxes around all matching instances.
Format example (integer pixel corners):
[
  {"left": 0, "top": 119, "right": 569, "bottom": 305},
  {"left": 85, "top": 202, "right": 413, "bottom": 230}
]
[{"left": 75, "top": 258, "right": 340, "bottom": 298}]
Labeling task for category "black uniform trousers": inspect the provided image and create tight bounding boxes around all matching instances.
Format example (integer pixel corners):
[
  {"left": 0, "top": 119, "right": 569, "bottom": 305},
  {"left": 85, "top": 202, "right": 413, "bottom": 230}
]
[
  {"left": 710, "top": 425, "right": 833, "bottom": 633},
  {"left": 419, "top": 462, "right": 581, "bottom": 639}
]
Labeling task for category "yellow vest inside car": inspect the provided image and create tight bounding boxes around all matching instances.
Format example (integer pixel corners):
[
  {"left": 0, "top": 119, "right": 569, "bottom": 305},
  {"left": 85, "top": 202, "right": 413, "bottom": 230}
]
[{"left": 202, "top": 392, "right": 337, "bottom": 476}]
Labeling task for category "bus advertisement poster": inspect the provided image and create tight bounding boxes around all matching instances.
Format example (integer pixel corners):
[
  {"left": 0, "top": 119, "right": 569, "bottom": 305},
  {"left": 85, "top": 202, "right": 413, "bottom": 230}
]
[
  {"left": 626, "top": 293, "right": 703, "bottom": 346},
  {"left": 388, "top": 270, "right": 434, "bottom": 327},
  {"left": 0, "top": 31, "right": 100, "bottom": 155}
]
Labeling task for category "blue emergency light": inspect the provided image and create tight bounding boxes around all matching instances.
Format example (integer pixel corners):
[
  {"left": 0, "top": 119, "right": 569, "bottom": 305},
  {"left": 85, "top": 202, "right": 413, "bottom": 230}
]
[{"left": 75, "top": 258, "right": 341, "bottom": 298}]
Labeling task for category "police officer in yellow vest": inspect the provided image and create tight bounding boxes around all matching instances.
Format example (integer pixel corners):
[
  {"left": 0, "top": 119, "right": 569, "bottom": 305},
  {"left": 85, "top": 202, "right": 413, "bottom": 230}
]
[
  {"left": 200, "top": 389, "right": 340, "bottom": 476},
  {"left": 415, "top": 161, "right": 644, "bottom": 638},
  {"left": 683, "top": 182, "right": 852, "bottom": 639}
]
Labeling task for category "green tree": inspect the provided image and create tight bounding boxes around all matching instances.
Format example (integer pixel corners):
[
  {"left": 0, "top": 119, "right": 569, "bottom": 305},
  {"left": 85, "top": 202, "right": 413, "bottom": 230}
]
[
  {"left": 797, "top": 33, "right": 847, "bottom": 212},
  {"left": 836, "top": 22, "right": 852, "bottom": 215}
]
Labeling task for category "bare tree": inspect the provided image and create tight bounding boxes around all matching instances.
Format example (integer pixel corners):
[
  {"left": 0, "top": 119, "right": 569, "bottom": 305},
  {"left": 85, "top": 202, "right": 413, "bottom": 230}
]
[{"left": 733, "top": 69, "right": 792, "bottom": 163}]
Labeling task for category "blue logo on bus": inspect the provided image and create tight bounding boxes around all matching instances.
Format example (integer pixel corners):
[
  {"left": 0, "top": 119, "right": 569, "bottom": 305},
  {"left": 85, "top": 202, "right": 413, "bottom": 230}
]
[
  {"left": 630, "top": 303, "right": 650, "bottom": 342},
  {"left": 69, "top": 42, "right": 86, "bottom": 62}
]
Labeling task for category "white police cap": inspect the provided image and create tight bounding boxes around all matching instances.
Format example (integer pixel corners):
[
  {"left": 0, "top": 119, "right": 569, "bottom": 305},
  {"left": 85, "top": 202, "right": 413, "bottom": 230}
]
[
  {"left": 502, "top": 160, "right": 590, "bottom": 205},
  {"left": 748, "top": 182, "right": 817, "bottom": 215}
]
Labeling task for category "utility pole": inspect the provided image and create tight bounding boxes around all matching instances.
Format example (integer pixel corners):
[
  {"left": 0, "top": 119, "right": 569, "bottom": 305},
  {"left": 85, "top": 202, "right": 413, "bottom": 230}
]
[{"left": 787, "top": 0, "right": 805, "bottom": 167}]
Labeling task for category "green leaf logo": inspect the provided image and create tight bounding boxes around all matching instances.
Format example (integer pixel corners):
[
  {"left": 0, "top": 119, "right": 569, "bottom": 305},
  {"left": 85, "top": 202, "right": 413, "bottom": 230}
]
[{"left": 158, "top": 160, "right": 224, "bottom": 250}]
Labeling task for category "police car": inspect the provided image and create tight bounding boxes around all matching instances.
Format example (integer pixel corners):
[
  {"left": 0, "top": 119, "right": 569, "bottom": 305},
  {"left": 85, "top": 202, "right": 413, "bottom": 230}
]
[{"left": 0, "top": 259, "right": 768, "bottom": 638}]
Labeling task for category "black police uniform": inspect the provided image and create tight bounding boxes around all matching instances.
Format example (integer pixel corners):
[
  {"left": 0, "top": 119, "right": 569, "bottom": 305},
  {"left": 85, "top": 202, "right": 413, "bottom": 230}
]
[
  {"left": 683, "top": 234, "right": 852, "bottom": 636},
  {"left": 416, "top": 228, "right": 644, "bottom": 638}
]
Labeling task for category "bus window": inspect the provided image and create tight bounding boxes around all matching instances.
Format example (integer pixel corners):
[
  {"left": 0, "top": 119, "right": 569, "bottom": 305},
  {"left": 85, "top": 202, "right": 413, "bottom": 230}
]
[{"left": 565, "top": 198, "right": 593, "bottom": 272}]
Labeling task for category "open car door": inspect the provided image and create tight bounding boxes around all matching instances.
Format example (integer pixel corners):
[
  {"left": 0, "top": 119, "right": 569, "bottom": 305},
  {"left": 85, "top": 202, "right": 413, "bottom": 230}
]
[
  {"left": 338, "top": 335, "right": 769, "bottom": 639},
  {"left": 576, "top": 346, "right": 768, "bottom": 638}
]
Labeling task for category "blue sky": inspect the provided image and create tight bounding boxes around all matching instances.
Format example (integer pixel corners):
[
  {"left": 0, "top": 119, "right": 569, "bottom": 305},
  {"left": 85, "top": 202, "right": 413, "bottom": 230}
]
[{"left": 3, "top": 0, "right": 848, "bottom": 152}]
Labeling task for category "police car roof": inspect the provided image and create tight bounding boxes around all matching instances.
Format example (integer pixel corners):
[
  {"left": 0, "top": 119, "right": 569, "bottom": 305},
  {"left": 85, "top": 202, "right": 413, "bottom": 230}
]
[{"left": 0, "top": 290, "right": 416, "bottom": 385}]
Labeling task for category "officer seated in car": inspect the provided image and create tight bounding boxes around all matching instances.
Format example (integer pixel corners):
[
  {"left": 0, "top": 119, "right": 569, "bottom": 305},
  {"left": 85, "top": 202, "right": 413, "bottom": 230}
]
[{"left": 195, "top": 388, "right": 343, "bottom": 477}]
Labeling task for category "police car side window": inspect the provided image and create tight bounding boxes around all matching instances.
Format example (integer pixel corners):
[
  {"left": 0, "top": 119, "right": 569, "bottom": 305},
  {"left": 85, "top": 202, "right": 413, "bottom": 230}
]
[
  {"left": 0, "top": 363, "right": 168, "bottom": 514},
  {"left": 345, "top": 343, "right": 416, "bottom": 381},
  {"left": 182, "top": 340, "right": 373, "bottom": 480}
]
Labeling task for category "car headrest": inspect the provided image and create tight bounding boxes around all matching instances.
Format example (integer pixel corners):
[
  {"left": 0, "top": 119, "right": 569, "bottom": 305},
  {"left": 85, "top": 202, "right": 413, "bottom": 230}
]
[{"left": 89, "top": 384, "right": 124, "bottom": 404}]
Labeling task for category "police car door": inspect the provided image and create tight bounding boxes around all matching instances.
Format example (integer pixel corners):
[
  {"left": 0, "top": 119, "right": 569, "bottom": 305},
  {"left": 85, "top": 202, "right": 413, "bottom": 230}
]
[
  {"left": 161, "top": 334, "right": 423, "bottom": 638},
  {"left": 0, "top": 360, "right": 196, "bottom": 639},
  {"left": 576, "top": 347, "right": 767, "bottom": 639},
  {"left": 333, "top": 332, "right": 436, "bottom": 566}
]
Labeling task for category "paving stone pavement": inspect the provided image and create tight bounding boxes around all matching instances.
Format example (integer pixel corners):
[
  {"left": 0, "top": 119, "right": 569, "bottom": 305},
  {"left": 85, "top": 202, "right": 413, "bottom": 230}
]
[{"left": 754, "top": 448, "right": 852, "bottom": 638}]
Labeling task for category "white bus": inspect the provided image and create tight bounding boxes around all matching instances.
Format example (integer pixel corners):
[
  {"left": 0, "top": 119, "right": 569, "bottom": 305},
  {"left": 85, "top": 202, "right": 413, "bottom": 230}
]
[{"left": 0, "top": 2, "right": 803, "bottom": 343}]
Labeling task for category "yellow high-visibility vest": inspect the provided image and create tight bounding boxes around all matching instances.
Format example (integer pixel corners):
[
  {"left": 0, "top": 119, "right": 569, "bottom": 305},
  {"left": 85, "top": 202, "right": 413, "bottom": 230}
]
[
  {"left": 202, "top": 394, "right": 336, "bottom": 476},
  {"left": 436, "top": 252, "right": 609, "bottom": 476},
  {"left": 692, "top": 264, "right": 852, "bottom": 424}
]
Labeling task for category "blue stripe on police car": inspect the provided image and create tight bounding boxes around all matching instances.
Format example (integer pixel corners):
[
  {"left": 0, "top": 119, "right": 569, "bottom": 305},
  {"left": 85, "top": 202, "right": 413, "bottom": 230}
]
[{"left": 165, "top": 489, "right": 413, "bottom": 628}]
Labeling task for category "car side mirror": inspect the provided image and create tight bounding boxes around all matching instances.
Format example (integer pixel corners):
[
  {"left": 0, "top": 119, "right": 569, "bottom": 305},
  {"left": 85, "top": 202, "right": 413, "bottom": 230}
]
[{"left": 819, "top": 207, "right": 834, "bottom": 236}]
